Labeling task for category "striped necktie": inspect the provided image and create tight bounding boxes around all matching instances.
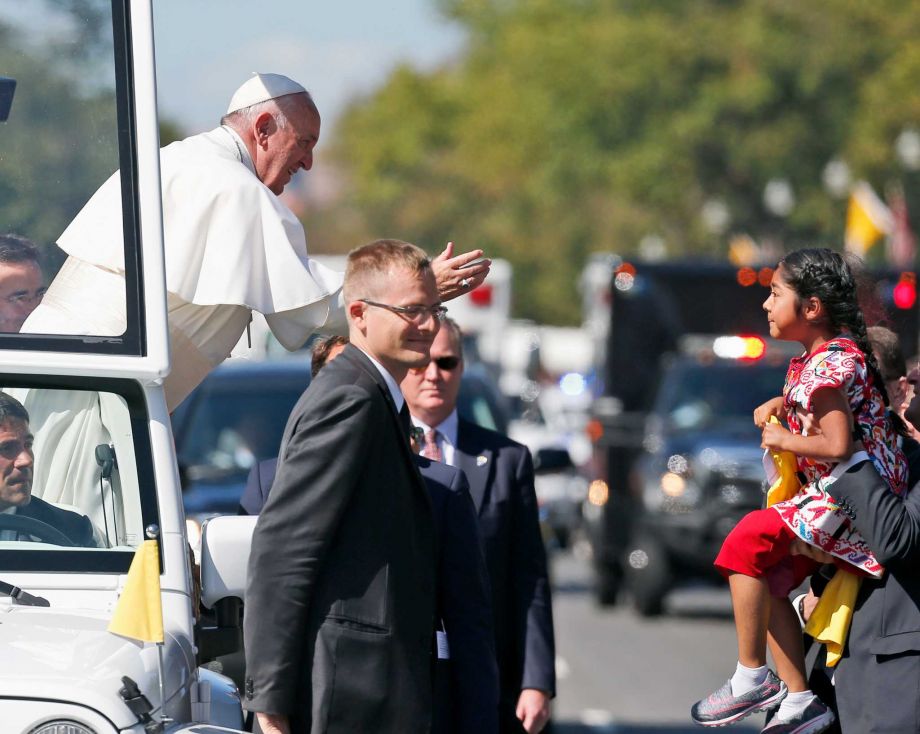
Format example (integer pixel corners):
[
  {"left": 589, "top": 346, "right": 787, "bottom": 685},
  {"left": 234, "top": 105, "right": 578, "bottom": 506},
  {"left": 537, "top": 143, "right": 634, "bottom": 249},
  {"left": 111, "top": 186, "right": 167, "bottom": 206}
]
[{"left": 422, "top": 428, "right": 442, "bottom": 462}]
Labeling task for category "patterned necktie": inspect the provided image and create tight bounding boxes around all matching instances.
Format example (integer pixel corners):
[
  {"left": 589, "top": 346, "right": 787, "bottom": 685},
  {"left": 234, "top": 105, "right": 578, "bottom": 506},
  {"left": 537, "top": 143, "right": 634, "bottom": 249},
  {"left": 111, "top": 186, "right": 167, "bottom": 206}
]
[{"left": 422, "top": 428, "right": 442, "bottom": 462}]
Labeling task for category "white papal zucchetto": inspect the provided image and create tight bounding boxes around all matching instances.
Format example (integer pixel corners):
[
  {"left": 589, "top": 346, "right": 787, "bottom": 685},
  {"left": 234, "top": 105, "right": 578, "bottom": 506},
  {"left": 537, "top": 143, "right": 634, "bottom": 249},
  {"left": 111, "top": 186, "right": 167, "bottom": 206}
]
[{"left": 226, "top": 72, "right": 307, "bottom": 114}]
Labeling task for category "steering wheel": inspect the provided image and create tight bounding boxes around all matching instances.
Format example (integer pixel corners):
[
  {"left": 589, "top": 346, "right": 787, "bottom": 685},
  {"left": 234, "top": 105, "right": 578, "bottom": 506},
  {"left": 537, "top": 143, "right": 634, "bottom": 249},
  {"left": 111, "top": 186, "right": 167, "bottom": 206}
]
[{"left": 0, "top": 514, "right": 76, "bottom": 547}]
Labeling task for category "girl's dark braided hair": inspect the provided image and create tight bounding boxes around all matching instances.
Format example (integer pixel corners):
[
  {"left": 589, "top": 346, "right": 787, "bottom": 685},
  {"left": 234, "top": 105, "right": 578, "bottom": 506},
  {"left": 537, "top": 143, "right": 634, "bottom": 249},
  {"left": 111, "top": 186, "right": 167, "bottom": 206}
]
[{"left": 779, "top": 247, "right": 909, "bottom": 437}]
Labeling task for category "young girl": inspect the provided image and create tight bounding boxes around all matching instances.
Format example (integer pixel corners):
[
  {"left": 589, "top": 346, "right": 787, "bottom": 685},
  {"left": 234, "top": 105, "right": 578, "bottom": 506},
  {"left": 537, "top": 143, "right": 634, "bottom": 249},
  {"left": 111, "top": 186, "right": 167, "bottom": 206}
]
[{"left": 691, "top": 248, "right": 908, "bottom": 732}]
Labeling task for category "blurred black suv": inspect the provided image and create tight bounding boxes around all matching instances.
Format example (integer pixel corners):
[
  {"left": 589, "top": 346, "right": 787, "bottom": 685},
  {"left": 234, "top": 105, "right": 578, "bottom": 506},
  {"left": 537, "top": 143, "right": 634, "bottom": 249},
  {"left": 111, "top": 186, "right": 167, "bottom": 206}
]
[{"left": 601, "top": 336, "right": 795, "bottom": 615}]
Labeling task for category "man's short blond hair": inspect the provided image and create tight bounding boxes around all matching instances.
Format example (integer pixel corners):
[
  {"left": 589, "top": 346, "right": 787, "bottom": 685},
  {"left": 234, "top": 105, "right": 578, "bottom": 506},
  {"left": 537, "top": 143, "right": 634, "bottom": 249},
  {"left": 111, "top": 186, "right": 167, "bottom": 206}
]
[{"left": 343, "top": 239, "right": 432, "bottom": 302}]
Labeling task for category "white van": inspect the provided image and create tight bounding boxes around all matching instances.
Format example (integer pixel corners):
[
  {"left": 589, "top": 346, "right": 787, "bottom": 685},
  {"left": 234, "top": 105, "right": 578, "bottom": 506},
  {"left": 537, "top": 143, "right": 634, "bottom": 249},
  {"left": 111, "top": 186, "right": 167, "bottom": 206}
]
[{"left": 0, "top": 1, "right": 251, "bottom": 730}]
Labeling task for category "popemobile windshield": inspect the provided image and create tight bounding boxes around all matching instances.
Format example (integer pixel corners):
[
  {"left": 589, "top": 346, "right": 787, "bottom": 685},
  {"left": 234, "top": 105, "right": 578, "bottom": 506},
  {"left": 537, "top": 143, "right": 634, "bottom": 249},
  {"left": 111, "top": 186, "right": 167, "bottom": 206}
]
[{"left": 0, "top": 1, "right": 255, "bottom": 730}]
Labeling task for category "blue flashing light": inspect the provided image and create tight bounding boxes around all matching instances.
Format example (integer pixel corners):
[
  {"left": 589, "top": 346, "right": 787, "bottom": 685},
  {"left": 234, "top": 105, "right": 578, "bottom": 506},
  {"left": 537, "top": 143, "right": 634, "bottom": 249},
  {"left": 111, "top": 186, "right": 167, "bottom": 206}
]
[{"left": 559, "top": 372, "right": 586, "bottom": 396}]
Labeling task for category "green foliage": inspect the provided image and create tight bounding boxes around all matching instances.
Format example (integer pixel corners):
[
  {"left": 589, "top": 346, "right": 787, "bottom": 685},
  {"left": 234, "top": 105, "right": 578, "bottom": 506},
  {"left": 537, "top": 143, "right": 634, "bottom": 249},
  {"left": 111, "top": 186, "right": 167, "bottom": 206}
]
[
  {"left": 0, "top": 3, "right": 119, "bottom": 275},
  {"left": 159, "top": 119, "right": 186, "bottom": 147},
  {"left": 332, "top": 0, "right": 920, "bottom": 323}
]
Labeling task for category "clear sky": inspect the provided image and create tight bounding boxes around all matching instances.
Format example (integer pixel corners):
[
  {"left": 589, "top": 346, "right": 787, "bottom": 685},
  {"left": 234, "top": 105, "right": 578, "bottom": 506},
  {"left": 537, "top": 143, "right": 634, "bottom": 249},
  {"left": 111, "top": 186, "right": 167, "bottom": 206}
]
[{"left": 153, "top": 0, "right": 466, "bottom": 137}]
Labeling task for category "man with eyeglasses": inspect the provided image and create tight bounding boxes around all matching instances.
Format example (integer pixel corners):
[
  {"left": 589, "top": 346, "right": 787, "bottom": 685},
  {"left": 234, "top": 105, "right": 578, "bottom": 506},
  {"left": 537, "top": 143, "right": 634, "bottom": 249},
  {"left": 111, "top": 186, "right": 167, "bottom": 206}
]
[
  {"left": 0, "top": 234, "right": 45, "bottom": 333},
  {"left": 246, "top": 239, "right": 449, "bottom": 734},
  {"left": 239, "top": 330, "right": 500, "bottom": 734},
  {"left": 402, "top": 319, "right": 556, "bottom": 734},
  {"left": 0, "top": 391, "right": 93, "bottom": 547}
]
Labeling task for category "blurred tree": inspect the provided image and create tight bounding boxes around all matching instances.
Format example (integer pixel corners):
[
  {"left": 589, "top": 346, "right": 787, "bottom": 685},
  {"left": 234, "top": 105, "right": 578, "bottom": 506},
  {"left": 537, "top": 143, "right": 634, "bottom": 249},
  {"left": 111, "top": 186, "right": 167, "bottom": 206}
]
[
  {"left": 330, "top": 0, "right": 920, "bottom": 323},
  {"left": 159, "top": 119, "right": 185, "bottom": 147},
  {"left": 0, "top": 0, "right": 119, "bottom": 275}
]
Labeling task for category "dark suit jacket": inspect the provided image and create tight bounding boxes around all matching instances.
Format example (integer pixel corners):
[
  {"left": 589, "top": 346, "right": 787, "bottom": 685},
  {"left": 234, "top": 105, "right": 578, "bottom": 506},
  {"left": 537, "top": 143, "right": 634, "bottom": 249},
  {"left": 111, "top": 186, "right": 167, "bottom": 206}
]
[
  {"left": 820, "top": 460, "right": 920, "bottom": 733},
  {"left": 419, "top": 455, "right": 500, "bottom": 734},
  {"left": 240, "top": 455, "right": 500, "bottom": 734},
  {"left": 18, "top": 495, "right": 95, "bottom": 547},
  {"left": 244, "top": 345, "right": 437, "bottom": 734},
  {"left": 455, "top": 418, "right": 555, "bottom": 730}
]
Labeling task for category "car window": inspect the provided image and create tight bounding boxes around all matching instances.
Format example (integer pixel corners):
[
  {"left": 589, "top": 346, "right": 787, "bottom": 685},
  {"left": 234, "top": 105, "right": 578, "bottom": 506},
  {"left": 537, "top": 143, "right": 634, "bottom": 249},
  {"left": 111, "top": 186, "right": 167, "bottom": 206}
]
[
  {"left": 0, "top": 379, "right": 159, "bottom": 572},
  {"left": 175, "top": 375, "right": 309, "bottom": 483},
  {"left": 458, "top": 368, "right": 510, "bottom": 435},
  {"left": 656, "top": 362, "right": 787, "bottom": 431},
  {"left": 0, "top": 1, "right": 146, "bottom": 354}
]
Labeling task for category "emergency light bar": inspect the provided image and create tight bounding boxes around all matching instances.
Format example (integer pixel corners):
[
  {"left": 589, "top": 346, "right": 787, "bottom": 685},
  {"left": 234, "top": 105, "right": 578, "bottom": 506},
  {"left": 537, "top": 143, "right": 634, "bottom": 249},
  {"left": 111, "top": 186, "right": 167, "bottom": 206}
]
[
  {"left": 679, "top": 334, "right": 768, "bottom": 361},
  {"left": 712, "top": 335, "right": 766, "bottom": 361}
]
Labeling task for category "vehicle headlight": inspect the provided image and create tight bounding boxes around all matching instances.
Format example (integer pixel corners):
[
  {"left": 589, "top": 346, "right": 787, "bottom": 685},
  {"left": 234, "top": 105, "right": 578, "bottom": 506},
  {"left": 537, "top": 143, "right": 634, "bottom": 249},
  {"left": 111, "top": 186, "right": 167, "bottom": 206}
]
[
  {"left": 643, "top": 471, "right": 701, "bottom": 512},
  {"left": 29, "top": 722, "right": 96, "bottom": 734},
  {"left": 660, "top": 471, "right": 686, "bottom": 497},
  {"left": 586, "top": 479, "right": 609, "bottom": 506}
]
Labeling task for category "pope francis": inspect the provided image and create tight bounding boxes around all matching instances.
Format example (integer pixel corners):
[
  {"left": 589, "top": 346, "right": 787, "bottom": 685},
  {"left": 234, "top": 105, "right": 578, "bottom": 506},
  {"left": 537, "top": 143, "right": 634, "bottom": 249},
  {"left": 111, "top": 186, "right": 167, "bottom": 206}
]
[{"left": 16, "top": 73, "right": 489, "bottom": 538}]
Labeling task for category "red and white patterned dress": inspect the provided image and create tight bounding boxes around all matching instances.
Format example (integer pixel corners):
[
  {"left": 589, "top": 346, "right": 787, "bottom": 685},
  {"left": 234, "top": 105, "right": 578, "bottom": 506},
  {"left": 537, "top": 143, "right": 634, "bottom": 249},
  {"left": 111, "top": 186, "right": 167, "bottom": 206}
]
[{"left": 772, "top": 337, "right": 907, "bottom": 577}]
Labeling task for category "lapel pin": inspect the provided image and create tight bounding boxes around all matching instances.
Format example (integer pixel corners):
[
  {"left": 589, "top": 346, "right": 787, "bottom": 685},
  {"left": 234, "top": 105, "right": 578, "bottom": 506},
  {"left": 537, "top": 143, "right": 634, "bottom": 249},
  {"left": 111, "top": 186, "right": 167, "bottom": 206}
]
[{"left": 476, "top": 455, "right": 488, "bottom": 466}]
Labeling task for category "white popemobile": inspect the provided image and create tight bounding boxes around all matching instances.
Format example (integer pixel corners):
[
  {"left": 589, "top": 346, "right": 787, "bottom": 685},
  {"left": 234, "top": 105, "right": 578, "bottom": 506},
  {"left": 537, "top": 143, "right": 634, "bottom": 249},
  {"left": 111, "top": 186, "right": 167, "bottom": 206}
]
[{"left": 0, "top": 1, "right": 253, "bottom": 731}]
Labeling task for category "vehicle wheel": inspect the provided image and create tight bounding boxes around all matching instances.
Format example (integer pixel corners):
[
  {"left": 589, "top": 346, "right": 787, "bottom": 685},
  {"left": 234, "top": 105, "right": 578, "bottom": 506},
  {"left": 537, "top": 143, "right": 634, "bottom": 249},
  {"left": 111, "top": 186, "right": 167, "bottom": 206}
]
[
  {"left": 594, "top": 562, "right": 622, "bottom": 607},
  {"left": 624, "top": 535, "right": 672, "bottom": 617}
]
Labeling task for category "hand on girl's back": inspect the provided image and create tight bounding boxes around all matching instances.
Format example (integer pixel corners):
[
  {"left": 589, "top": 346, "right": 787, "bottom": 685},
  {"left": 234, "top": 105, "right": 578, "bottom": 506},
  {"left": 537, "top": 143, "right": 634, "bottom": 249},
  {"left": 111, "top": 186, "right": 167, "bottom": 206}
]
[
  {"left": 790, "top": 539, "right": 833, "bottom": 564},
  {"left": 799, "top": 411, "right": 822, "bottom": 437}
]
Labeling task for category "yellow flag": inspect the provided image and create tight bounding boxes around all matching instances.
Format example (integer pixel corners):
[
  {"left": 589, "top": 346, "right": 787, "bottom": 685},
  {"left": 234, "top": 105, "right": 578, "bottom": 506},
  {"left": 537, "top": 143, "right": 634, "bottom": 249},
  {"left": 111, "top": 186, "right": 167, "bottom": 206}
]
[
  {"left": 804, "top": 569, "right": 861, "bottom": 667},
  {"left": 845, "top": 181, "right": 892, "bottom": 256},
  {"left": 108, "top": 539, "right": 164, "bottom": 643},
  {"left": 766, "top": 416, "right": 800, "bottom": 507}
]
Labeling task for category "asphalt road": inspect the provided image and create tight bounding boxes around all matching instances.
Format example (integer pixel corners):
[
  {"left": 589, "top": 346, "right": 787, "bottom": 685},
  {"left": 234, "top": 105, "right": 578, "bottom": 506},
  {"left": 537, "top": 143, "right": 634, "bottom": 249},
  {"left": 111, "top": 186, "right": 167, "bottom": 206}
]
[{"left": 548, "top": 543, "right": 761, "bottom": 734}]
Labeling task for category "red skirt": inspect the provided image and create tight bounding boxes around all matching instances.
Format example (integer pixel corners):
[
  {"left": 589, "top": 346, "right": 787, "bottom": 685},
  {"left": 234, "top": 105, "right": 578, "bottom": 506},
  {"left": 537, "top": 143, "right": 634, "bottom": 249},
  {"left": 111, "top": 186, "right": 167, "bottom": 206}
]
[{"left": 715, "top": 507, "right": 820, "bottom": 598}]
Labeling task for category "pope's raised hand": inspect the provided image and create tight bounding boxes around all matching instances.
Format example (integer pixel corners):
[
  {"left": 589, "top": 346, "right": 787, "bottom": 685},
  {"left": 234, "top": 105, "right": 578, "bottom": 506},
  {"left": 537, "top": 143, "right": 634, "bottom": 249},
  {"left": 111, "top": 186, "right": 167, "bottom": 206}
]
[{"left": 431, "top": 241, "right": 491, "bottom": 301}]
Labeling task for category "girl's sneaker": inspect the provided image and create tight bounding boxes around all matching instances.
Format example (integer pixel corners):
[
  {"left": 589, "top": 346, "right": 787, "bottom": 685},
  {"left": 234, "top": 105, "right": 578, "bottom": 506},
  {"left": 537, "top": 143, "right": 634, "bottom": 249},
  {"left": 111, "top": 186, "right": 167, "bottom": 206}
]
[
  {"left": 691, "top": 670, "right": 787, "bottom": 727},
  {"left": 760, "top": 698, "right": 836, "bottom": 734}
]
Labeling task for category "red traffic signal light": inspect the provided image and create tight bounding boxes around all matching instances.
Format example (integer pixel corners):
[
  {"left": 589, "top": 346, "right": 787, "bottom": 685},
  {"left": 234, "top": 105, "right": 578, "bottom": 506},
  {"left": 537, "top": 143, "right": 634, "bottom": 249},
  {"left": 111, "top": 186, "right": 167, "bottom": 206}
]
[{"left": 893, "top": 274, "right": 917, "bottom": 310}]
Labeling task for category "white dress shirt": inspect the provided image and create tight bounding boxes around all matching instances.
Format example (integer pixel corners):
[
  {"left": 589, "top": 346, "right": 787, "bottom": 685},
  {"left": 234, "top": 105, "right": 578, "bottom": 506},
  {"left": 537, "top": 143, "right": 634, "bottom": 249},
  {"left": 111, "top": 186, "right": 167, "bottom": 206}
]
[
  {"left": 358, "top": 349, "right": 405, "bottom": 413},
  {"left": 411, "top": 409, "right": 459, "bottom": 467}
]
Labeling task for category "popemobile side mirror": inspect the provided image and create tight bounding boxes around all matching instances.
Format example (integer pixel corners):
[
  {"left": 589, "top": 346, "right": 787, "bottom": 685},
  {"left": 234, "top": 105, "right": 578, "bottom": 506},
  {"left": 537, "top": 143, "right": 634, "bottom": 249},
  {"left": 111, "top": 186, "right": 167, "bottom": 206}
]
[
  {"left": 198, "top": 515, "right": 258, "bottom": 662},
  {"left": 0, "top": 77, "right": 16, "bottom": 122},
  {"left": 533, "top": 446, "right": 575, "bottom": 474}
]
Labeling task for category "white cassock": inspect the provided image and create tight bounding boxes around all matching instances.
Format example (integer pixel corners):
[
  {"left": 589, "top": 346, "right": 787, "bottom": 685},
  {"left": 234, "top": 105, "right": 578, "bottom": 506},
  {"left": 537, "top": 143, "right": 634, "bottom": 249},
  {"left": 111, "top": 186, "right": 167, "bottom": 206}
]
[{"left": 14, "top": 126, "right": 345, "bottom": 538}]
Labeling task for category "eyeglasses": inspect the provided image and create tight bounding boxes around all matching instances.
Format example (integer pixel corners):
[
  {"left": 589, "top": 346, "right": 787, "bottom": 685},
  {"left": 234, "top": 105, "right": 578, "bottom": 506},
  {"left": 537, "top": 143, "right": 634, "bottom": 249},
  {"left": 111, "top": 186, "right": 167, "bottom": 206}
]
[
  {"left": 360, "top": 299, "right": 447, "bottom": 325},
  {"left": 410, "top": 355, "right": 462, "bottom": 375},
  {"left": 4, "top": 289, "right": 45, "bottom": 307}
]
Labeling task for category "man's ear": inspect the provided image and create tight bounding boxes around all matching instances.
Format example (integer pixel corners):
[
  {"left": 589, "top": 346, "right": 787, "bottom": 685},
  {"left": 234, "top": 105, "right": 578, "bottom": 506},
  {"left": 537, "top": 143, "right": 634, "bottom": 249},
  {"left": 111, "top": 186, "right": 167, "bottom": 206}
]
[
  {"left": 253, "top": 111, "right": 275, "bottom": 150},
  {"left": 347, "top": 300, "right": 367, "bottom": 331}
]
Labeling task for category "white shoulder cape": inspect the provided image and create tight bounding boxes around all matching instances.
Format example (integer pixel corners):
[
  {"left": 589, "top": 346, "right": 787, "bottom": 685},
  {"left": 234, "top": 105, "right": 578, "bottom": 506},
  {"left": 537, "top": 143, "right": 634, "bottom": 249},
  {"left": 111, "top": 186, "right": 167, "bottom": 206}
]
[{"left": 57, "top": 126, "right": 344, "bottom": 316}]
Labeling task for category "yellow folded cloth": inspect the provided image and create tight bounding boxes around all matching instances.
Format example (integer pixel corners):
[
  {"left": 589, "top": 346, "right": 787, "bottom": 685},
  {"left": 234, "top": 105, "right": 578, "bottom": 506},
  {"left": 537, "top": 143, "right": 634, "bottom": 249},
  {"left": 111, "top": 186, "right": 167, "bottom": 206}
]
[
  {"left": 766, "top": 416, "right": 800, "bottom": 507},
  {"left": 804, "top": 568, "right": 861, "bottom": 667}
]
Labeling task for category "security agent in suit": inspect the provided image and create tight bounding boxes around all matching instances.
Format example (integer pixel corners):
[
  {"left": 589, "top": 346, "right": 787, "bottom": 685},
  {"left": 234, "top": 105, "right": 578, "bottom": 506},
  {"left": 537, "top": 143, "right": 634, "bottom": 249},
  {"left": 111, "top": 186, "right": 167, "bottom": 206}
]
[
  {"left": 241, "top": 454, "right": 500, "bottom": 734},
  {"left": 245, "top": 240, "right": 442, "bottom": 734},
  {"left": 794, "top": 461, "right": 920, "bottom": 733},
  {"left": 241, "top": 333, "right": 499, "bottom": 734},
  {"left": 792, "top": 329, "right": 920, "bottom": 733},
  {"left": 0, "top": 391, "right": 94, "bottom": 547},
  {"left": 402, "top": 319, "right": 556, "bottom": 734},
  {"left": 421, "top": 454, "right": 500, "bottom": 734}
]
